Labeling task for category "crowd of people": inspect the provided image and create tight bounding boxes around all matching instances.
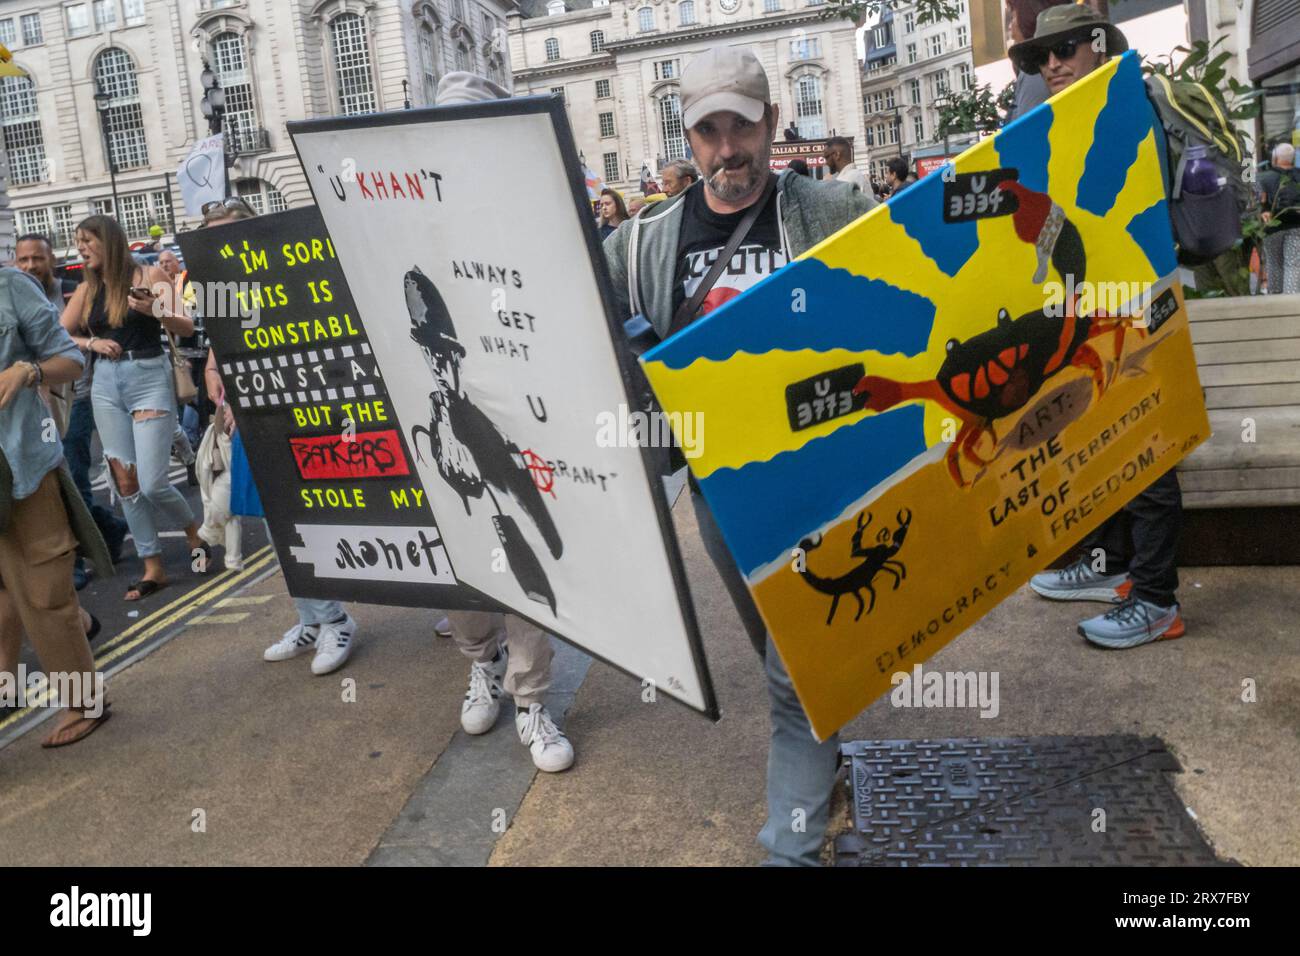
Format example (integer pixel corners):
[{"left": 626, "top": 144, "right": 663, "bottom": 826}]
[{"left": 0, "top": 0, "right": 1284, "bottom": 864}]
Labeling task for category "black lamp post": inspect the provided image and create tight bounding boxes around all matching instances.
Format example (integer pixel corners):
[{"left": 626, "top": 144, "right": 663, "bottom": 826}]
[
  {"left": 93, "top": 84, "right": 119, "bottom": 218},
  {"left": 199, "top": 63, "right": 226, "bottom": 135},
  {"left": 199, "top": 62, "right": 230, "bottom": 198}
]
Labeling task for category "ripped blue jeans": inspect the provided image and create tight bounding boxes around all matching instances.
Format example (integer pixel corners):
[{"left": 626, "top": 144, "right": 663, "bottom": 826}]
[{"left": 91, "top": 355, "right": 195, "bottom": 560}]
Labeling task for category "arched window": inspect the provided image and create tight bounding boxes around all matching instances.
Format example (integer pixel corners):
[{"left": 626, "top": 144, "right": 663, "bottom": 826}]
[
  {"left": 544, "top": 37, "right": 560, "bottom": 61},
  {"left": 679, "top": 1, "right": 696, "bottom": 26},
  {"left": 418, "top": 23, "right": 439, "bottom": 105},
  {"left": 94, "top": 48, "right": 148, "bottom": 170},
  {"left": 212, "top": 32, "right": 259, "bottom": 153},
  {"left": 330, "top": 13, "right": 377, "bottom": 115},
  {"left": 638, "top": 7, "right": 655, "bottom": 32},
  {"left": 546, "top": 0, "right": 565, "bottom": 13},
  {"left": 590, "top": 30, "right": 604, "bottom": 53},
  {"left": 455, "top": 43, "right": 470, "bottom": 72},
  {"left": 236, "top": 178, "right": 288, "bottom": 215},
  {"left": 794, "top": 74, "right": 825, "bottom": 138},
  {"left": 1, "top": 75, "right": 47, "bottom": 185},
  {"left": 659, "top": 92, "right": 685, "bottom": 161}
]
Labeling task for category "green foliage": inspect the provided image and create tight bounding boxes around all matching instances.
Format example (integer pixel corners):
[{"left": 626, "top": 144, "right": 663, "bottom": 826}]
[
  {"left": 936, "top": 82, "right": 1016, "bottom": 138},
  {"left": 821, "top": 1, "right": 962, "bottom": 26}
]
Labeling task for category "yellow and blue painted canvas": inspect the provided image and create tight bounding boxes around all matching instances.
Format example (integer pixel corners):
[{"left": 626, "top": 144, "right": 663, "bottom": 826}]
[{"left": 642, "top": 53, "right": 1211, "bottom": 739}]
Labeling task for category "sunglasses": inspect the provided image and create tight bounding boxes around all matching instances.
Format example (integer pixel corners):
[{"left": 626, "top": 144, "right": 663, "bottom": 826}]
[
  {"left": 1018, "top": 34, "right": 1091, "bottom": 73},
  {"left": 201, "top": 198, "right": 254, "bottom": 216}
]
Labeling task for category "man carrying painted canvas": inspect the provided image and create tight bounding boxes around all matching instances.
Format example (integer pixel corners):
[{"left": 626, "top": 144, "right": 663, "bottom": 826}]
[{"left": 604, "top": 46, "right": 875, "bottom": 866}]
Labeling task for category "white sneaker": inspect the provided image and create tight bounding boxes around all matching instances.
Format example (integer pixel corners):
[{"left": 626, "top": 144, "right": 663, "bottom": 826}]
[
  {"left": 515, "top": 703, "right": 574, "bottom": 773},
  {"left": 311, "top": 614, "right": 357, "bottom": 675},
  {"left": 434, "top": 616, "right": 452, "bottom": 637},
  {"left": 264, "top": 622, "right": 319, "bottom": 662},
  {"left": 461, "top": 649, "right": 508, "bottom": 735}
]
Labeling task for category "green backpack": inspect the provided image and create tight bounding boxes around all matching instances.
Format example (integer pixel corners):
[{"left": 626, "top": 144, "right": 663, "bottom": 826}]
[{"left": 1145, "top": 73, "right": 1248, "bottom": 265}]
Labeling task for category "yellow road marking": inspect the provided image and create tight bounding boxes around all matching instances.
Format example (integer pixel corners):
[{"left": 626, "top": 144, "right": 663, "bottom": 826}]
[
  {"left": 214, "top": 594, "right": 276, "bottom": 608},
  {"left": 0, "top": 550, "right": 279, "bottom": 731},
  {"left": 189, "top": 612, "right": 251, "bottom": 625},
  {"left": 0, "top": 775, "right": 89, "bottom": 828},
  {"left": 92, "top": 552, "right": 278, "bottom": 670},
  {"left": 93, "top": 546, "right": 273, "bottom": 655}
]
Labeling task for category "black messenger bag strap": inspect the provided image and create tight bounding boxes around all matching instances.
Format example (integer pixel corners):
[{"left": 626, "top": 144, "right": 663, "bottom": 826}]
[{"left": 666, "top": 172, "right": 778, "bottom": 338}]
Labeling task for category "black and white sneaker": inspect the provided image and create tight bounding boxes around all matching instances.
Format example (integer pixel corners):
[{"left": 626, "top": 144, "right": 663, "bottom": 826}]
[
  {"left": 264, "top": 622, "right": 319, "bottom": 662},
  {"left": 515, "top": 703, "right": 575, "bottom": 773},
  {"left": 461, "top": 648, "right": 508, "bottom": 735},
  {"left": 311, "top": 614, "right": 357, "bottom": 675}
]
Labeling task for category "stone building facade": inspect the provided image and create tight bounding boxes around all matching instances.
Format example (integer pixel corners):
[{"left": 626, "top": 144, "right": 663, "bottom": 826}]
[
  {"left": 0, "top": 0, "right": 514, "bottom": 254},
  {"left": 861, "top": 0, "right": 976, "bottom": 180},
  {"left": 508, "top": 0, "right": 868, "bottom": 192}
]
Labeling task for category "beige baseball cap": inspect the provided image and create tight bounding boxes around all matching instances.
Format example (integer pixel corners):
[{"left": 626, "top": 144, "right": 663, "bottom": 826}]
[{"left": 681, "top": 46, "right": 770, "bottom": 130}]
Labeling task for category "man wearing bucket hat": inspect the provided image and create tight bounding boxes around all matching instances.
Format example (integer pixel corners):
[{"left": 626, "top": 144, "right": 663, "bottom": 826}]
[
  {"left": 1009, "top": 9, "right": 1188, "bottom": 651},
  {"left": 605, "top": 47, "right": 876, "bottom": 866},
  {"left": 1006, "top": 2, "right": 1128, "bottom": 97}
]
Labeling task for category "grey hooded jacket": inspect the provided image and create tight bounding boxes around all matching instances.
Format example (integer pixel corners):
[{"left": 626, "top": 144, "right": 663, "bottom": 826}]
[{"left": 603, "top": 170, "right": 878, "bottom": 338}]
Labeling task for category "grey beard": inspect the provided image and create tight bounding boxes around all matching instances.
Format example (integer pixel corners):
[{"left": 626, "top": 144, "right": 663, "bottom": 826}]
[{"left": 707, "top": 163, "right": 764, "bottom": 203}]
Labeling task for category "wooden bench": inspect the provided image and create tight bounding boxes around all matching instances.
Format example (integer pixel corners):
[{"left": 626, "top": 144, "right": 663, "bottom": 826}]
[{"left": 1179, "top": 294, "right": 1300, "bottom": 508}]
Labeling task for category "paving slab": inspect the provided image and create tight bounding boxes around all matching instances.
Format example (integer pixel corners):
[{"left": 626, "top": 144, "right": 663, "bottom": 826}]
[
  {"left": 0, "top": 571, "right": 468, "bottom": 866},
  {"left": 837, "top": 567, "right": 1300, "bottom": 867},
  {"left": 491, "top": 487, "right": 1300, "bottom": 866},
  {"left": 1, "top": 492, "right": 1294, "bottom": 867},
  {"left": 367, "top": 639, "right": 590, "bottom": 867},
  {"left": 489, "top": 495, "right": 771, "bottom": 866}
]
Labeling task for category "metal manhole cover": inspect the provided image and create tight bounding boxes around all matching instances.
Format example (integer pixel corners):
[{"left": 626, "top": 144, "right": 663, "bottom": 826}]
[{"left": 834, "top": 736, "right": 1230, "bottom": 867}]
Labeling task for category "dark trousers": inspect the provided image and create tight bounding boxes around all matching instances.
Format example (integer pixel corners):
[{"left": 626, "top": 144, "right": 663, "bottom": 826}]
[
  {"left": 64, "top": 396, "right": 128, "bottom": 558},
  {"left": 1081, "top": 467, "right": 1182, "bottom": 607},
  {"left": 65, "top": 396, "right": 96, "bottom": 508},
  {"left": 690, "top": 490, "right": 768, "bottom": 659}
]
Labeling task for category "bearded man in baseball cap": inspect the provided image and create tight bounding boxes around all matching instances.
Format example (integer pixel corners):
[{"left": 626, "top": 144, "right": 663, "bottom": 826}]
[{"left": 604, "top": 46, "right": 877, "bottom": 866}]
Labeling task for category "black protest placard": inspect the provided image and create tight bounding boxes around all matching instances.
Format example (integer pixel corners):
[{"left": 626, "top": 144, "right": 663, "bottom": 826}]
[{"left": 178, "top": 206, "right": 493, "bottom": 610}]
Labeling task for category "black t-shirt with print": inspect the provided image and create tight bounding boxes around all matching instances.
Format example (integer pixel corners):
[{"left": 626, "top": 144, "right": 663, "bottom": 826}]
[{"left": 672, "top": 180, "right": 788, "bottom": 324}]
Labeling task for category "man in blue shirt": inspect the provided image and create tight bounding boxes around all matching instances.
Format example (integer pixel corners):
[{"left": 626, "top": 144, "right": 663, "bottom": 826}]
[
  {"left": 15, "top": 233, "right": 130, "bottom": 586},
  {"left": 0, "top": 266, "right": 110, "bottom": 747}
]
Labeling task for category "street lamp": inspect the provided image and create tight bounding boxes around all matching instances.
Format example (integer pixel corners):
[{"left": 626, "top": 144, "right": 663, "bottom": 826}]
[
  {"left": 93, "top": 84, "right": 119, "bottom": 218},
  {"left": 199, "top": 64, "right": 226, "bottom": 135},
  {"left": 199, "top": 61, "right": 230, "bottom": 198}
]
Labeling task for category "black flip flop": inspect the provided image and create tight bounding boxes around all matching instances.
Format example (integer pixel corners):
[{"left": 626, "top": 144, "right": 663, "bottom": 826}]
[
  {"left": 85, "top": 613, "right": 102, "bottom": 642},
  {"left": 41, "top": 709, "right": 112, "bottom": 749},
  {"left": 124, "top": 579, "right": 167, "bottom": 601}
]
